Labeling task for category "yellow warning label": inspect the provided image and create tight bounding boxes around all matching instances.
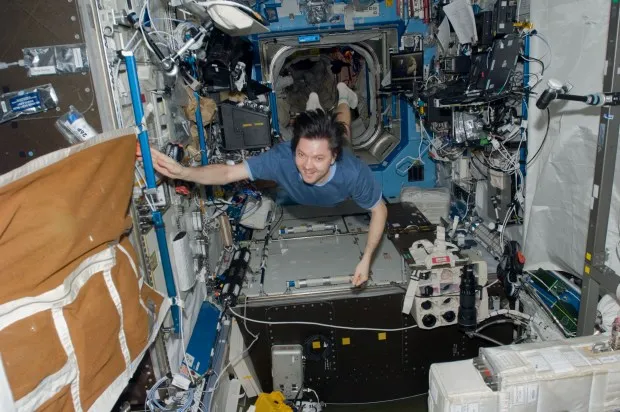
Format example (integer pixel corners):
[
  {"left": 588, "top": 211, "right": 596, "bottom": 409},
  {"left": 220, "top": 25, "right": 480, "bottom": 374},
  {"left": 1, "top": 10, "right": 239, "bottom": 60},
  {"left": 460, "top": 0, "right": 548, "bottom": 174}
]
[
  {"left": 242, "top": 123, "right": 253, "bottom": 127},
  {"left": 585, "top": 265, "right": 591, "bottom": 275},
  {"left": 586, "top": 252, "right": 592, "bottom": 261},
  {"left": 378, "top": 332, "right": 387, "bottom": 341},
  {"left": 342, "top": 337, "right": 351, "bottom": 346},
  {"left": 386, "top": 0, "right": 393, "bottom": 6},
  {"left": 312, "top": 341, "right": 321, "bottom": 349},
  {"left": 254, "top": 122, "right": 264, "bottom": 126}
]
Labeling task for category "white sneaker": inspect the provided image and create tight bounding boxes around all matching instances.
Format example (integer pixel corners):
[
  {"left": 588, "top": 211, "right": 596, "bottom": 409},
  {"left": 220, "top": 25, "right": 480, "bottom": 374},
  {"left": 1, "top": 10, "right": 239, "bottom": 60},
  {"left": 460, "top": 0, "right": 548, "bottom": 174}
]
[
  {"left": 336, "top": 82, "right": 358, "bottom": 109},
  {"left": 306, "top": 92, "right": 324, "bottom": 111}
]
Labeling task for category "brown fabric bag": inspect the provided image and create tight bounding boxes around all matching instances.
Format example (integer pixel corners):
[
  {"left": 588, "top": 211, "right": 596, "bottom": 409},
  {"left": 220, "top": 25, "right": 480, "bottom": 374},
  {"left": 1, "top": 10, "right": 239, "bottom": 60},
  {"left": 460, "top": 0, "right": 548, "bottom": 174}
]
[{"left": 0, "top": 129, "right": 169, "bottom": 411}]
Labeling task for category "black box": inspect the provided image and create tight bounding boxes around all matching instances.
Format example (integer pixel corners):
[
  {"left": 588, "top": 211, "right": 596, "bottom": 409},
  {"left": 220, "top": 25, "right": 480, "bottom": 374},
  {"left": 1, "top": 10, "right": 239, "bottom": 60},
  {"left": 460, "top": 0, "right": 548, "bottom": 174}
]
[
  {"left": 441, "top": 55, "right": 472, "bottom": 74},
  {"left": 493, "top": 0, "right": 518, "bottom": 36},
  {"left": 427, "top": 97, "right": 453, "bottom": 123},
  {"left": 220, "top": 103, "right": 272, "bottom": 150},
  {"left": 475, "top": 10, "right": 494, "bottom": 46}
]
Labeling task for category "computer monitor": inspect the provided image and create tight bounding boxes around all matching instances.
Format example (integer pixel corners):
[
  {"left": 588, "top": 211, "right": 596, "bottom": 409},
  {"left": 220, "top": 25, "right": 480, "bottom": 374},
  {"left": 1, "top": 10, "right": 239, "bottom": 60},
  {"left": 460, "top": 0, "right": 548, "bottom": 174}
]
[{"left": 391, "top": 51, "right": 423, "bottom": 82}]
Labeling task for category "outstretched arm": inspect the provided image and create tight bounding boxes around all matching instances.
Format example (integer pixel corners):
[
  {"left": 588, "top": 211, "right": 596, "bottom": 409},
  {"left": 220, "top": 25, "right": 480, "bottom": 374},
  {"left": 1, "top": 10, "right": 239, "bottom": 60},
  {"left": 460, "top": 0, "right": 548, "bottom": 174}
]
[
  {"left": 148, "top": 148, "right": 249, "bottom": 185},
  {"left": 352, "top": 200, "right": 388, "bottom": 286}
]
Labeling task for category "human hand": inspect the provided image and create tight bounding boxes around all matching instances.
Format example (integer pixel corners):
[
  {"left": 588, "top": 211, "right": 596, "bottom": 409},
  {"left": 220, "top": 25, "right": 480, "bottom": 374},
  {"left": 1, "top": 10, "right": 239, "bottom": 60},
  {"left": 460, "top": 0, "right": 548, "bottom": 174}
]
[
  {"left": 352, "top": 258, "right": 371, "bottom": 287},
  {"left": 147, "top": 148, "right": 188, "bottom": 180}
]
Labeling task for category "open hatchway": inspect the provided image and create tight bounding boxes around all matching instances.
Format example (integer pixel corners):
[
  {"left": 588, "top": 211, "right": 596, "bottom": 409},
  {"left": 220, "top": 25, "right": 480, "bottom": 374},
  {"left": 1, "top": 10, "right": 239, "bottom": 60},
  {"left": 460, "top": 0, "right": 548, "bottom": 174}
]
[{"left": 258, "top": 28, "right": 402, "bottom": 164}]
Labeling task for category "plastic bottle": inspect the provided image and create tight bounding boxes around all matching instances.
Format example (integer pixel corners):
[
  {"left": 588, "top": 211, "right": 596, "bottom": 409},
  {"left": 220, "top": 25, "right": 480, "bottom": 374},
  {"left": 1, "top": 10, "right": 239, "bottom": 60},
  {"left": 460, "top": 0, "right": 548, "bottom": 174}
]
[{"left": 65, "top": 111, "right": 97, "bottom": 142}]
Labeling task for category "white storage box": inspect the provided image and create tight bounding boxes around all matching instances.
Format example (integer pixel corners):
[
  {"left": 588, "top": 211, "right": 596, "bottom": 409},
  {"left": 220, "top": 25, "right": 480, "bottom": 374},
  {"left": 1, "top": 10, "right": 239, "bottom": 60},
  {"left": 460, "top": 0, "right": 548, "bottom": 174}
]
[
  {"left": 429, "top": 335, "right": 620, "bottom": 412},
  {"left": 428, "top": 359, "right": 499, "bottom": 412}
]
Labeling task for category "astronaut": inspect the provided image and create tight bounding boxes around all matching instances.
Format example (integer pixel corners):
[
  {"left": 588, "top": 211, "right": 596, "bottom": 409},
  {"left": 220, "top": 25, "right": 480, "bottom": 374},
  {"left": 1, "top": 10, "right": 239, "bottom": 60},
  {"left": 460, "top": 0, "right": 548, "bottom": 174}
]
[
  {"left": 406, "top": 55, "right": 418, "bottom": 77},
  {"left": 148, "top": 82, "right": 387, "bottom": 287}
]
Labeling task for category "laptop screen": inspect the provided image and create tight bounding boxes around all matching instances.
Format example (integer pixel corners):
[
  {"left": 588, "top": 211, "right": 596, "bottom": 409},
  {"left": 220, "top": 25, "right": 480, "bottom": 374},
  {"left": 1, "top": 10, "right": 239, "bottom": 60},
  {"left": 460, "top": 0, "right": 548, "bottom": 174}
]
[{"left": 391, "top": 52, "right": 423, "bottom": 82}]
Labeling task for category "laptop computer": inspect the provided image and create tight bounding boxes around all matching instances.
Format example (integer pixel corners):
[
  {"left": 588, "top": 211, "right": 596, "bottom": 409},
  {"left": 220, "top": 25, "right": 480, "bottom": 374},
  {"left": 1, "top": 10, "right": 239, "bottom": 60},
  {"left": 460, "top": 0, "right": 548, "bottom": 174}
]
[
  {"left": 470, "top": 34, "right": 520, "bottom": 93},
  {"left": 431, "top": 35, "right": 519, "bottom": 106}
]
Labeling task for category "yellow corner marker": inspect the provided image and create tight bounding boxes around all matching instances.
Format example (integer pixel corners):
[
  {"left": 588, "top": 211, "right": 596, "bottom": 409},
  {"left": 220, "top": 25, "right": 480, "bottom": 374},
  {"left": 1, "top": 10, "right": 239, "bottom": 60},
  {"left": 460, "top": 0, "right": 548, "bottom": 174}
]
[
  {"left": 312, "top": 341, "right": 321, "bottom": 349},
  {"left": 586, "top": 252, "right": 592, "bottom": 261},
  {"left": 378, "top": 332, "right": 387, "bottom": 341},
  {"left": 342, "top": 337, "right": 351, "bottom": 346},
  {"left": 585, "top": 265, "right": 591, "bottom": 275}
]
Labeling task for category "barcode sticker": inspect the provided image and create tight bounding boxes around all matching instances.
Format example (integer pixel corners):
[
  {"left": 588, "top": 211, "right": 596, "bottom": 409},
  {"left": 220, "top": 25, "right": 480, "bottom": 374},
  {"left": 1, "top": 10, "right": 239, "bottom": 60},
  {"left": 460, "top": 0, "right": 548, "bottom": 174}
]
[
  {"left": 467, "top": 403, "right": 479, "bottom": 412},
  {"left": 74, "top": 48, "right": 83, "bottom": 68},
  {"left": 29, "top": 66, "right": 57, "bottom": 76},
  {"left": 527, "top": 384, "right": 538, "bottom": 403},
  {"left": 511, "top": 385, "right": 525, "bottom": 406}
]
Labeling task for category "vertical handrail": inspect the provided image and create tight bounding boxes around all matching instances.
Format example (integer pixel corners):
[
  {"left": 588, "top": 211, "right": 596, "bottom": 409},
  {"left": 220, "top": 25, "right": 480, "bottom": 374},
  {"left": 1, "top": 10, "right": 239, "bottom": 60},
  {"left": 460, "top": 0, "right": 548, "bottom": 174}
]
[{"left": 122, "top": 50, "right": 180, "bottom": 333}]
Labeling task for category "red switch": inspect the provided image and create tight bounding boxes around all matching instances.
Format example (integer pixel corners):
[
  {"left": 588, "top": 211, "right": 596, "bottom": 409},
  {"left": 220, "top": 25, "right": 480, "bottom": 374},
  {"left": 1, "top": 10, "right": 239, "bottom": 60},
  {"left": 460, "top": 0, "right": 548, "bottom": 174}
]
[{"left": 517, "top": 251, "right": 526, "bottom": 265}]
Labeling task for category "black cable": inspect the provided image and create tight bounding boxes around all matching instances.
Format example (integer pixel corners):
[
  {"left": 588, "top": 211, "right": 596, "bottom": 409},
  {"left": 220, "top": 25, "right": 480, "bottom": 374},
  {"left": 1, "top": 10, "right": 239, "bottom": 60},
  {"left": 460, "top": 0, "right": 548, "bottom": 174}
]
[
  {"left": 523, "top": 55, "right": 545, "bottom": 75},
  {"left": 526, "top": 108, "right": 551, "bottom": 166},
  {"left": 471, "top": 154, "right": 489, "bottom": 179},
  {"left": 269, "top": 204, "right": 284, "bottom": 237}
]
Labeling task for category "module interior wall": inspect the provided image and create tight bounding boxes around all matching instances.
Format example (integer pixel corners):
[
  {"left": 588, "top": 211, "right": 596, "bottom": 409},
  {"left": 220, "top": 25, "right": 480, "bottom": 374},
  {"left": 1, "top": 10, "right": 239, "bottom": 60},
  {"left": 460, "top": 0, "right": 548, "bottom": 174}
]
[{"left": 0, "top": 0, "right": 102, "bottom": 175}]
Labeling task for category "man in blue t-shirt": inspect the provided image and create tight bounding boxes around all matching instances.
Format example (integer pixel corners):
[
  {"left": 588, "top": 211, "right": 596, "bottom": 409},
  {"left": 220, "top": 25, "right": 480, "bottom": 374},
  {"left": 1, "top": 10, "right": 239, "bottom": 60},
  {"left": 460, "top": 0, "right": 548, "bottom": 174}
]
[{"left": 149, "top": 83, "right": 387, "bottom": 287}]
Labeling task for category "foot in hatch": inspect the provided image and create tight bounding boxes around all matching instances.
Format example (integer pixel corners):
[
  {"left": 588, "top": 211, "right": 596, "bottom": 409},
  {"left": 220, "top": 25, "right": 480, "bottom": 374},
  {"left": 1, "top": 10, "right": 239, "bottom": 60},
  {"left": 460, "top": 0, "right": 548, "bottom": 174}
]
[
  {"left": 337, "top": 82, "right": 358, "bottom": 110},
  {"left": 306, "top": 92, "right": 324, "bottom": 111}
]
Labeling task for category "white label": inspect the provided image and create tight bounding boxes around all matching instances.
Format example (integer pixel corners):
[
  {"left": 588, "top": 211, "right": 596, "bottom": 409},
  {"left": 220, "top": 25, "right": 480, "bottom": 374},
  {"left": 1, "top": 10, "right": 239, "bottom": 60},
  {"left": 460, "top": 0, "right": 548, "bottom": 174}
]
[
  {"left": 73, "top": 48, "right": 83, "bottom": 68},
  {"left": 67, "top": 117, "right": 97, "bottom": 141},
  {"left": 498, "top": 391, "right": 510, "bottom": 412},
  {"left": 541, "top": 349, "right": 575, "bottom": 373},
  {"left": 467, "top": 403, "right": 479, "bottom": 412},
  {"left": 334, "top": 3, "right": 380, "bottom": 17},
  {"left": 511, "top": 385, "right": 525, "bottom": 406},
  {"left": 354, "top": 4, "right": 379, "bottom": 17},
  {"left": 344, "top": 4, "right": 354, "bottom": 30},
  {"left": 171, "top": 373, "right": 191, "bottom": 390},
  {"left": 525, "top": 354, "right": 551, "bottom": 372},
  {"left": 599, "top": 355, "right": 618, "bottom": 364},
  {"left": 29, "top": 66, "right": 57, "bottom": 76},
  {"left": 493, "top": 352, "right": 526, "bottom": 371},
  {"left": 501, "top": 1, "right": 507, "bottom": 5},
  {"left": 1, "top": 101, "right": 7, "bottom": 113},
  {"left": 527, "top": 384, "right": 539, "bottom": 403},
  {"left": 499, "top": 23, "right": 505, "bottom": 29},
  {"left": 563, "top": 348, "right": 590, "bottom": 368},
  {"left": 593, "top": 184, "right": 600, "bottom": 199}
]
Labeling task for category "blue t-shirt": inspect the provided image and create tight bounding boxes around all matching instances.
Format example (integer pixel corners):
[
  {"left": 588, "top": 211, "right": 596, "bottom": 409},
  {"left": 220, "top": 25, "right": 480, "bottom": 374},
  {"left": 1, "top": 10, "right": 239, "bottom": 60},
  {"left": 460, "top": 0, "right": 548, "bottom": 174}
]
[{"left": 244, "top": 142, "right": 382, "bottom": 210}]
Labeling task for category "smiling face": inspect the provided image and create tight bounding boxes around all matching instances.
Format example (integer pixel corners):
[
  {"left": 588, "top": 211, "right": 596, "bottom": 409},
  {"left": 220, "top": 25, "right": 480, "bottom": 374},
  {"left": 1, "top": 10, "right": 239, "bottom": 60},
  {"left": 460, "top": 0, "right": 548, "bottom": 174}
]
[{"left": 294, "top": 137, "right": 336, "bottom": 185}]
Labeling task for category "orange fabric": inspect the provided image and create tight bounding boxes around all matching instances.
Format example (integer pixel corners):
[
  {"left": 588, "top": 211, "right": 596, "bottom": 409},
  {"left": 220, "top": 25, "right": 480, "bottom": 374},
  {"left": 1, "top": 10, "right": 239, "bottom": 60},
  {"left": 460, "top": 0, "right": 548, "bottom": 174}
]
[
  {"left": 37, "top": 386, "right": 74, "bottom": 412},
  {"left": 0, "top": 133, "right": 166, "bottom": 410},
  {"left": 113, "top": 237, "right": 150, "bottom": 360},
  {"left": 64, "top": 274, "right": 125, "bottom": 410},
  {"left": 0, "top": 310, "right": 67, "bottom": 400},
  {"left": 0, "top": 136, "right": 136, "bottom": 305},
  {"left": 141, "top": 283, "right": 165, "bottom": 318}
]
